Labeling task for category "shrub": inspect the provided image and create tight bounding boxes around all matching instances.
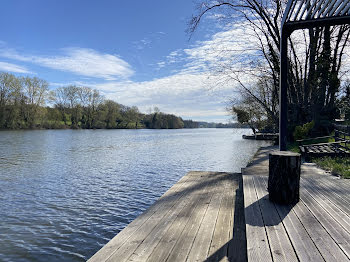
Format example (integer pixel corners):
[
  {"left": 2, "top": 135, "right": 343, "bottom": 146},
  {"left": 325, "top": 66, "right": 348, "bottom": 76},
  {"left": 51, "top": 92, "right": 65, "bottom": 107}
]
[{"left": 293, "top": 121, "right": 315, "bottom": 140}]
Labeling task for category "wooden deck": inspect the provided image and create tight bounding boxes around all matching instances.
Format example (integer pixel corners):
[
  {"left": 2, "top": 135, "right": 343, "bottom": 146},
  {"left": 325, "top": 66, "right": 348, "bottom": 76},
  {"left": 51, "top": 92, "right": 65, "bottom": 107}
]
[
  {"left": 88, "top": 171, "right": 247, "bottom": 262},
  {"left": 89, "top": 146, "right": 350, "bottom": 262},
  {"left": 299, "top": 141, "right": 350, "bottom": 159},
  {"left": 243, "top": 146, "right": 350, "bottom": 262}
]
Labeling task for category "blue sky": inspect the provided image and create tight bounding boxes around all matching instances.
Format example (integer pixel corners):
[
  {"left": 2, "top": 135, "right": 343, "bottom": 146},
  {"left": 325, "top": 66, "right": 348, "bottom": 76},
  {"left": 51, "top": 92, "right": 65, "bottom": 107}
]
[{"left": 0, "top": 0, "right": 244, "bottom": 123}]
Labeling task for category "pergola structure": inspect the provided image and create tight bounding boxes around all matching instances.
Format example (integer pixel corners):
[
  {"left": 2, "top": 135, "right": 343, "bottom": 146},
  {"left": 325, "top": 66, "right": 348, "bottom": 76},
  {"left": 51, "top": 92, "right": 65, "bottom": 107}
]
[{"left": 279, "top": 0, "right": 350, "bottom": 150}]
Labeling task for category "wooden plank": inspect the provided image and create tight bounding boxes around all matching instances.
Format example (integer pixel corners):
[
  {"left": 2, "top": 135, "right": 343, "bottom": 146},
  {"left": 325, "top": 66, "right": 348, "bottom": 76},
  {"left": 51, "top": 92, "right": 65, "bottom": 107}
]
[
  {"left": 264, "top": 173, "right": 349, "bottom": 261},
  {"left": 206, "top": 176, "right": 237, "bottom": 261},
  {"left": 227, "top": 174, "right": 247, "bottom": 262},
  {"left": 164, "top": 194, "right": 211, "bottom": 262},
  {"left": 165, "top": 173, "right": 228, "bottom": 262},
  {"left": 292, "top": 200, "right": 349, "bottom": 261},
  {"left": 126, "top": 185, "right": 203, "bottom": 262},
  {"left": 243, "top": 175, "right": 272, "bottom": 262},
  {"left": 186, "top": 192, "right": 224, "bottom": 261},
  {"left": 274, "top": 202, "right": 324, "bottom": 262},
  {"left": 300, "top": 189, "right": 350, "bottom": 259},
  {"left": 255, "top": 176, "right": 325, "bottom": 262},
  {"left": 145, "top": 194, "right": 207, "bottom": 262},
  {"left": 253, "top": 176, "right": 298, "bottom": 262},
  {"left": 302, "top": 178, "right": 350, "bottom": 215},
  {"left": 88, "top": 172, "right": 198, "bottom": 262},
  {"left": 300, "top": 180, "right": 350, "bottom": 233},
  {"left": 185, "top": 173, "right": 232, "bottom": 261},
  {"left": 105, "top": 172, "right": 218, "bottom": 262},
  {"left": 146, "top": 173, "right": 232, "bottom": 262},
  {"left": 311, "top": 177, "right": 350, "bottom": 202}
]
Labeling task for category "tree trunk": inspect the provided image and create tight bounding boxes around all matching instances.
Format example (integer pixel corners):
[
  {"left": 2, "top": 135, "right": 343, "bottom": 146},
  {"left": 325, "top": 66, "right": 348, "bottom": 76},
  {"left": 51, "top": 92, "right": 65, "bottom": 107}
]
[{"left": 268, "top": 151, "right": 301, "bottom": 204}]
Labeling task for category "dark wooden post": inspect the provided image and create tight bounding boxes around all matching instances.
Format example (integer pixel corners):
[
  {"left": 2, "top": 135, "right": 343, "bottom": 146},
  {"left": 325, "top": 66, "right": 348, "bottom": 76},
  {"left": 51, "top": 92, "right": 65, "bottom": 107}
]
[
  {"left": 268, "top": 151, "right": 301, "bottom": 204},
  {"left": 279, "top": 27, "right": 290, "bottom": 151}
]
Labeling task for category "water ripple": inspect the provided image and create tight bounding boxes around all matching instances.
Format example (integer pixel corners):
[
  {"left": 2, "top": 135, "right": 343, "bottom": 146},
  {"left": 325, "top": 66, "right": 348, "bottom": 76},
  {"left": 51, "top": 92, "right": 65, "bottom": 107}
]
[{"left": 0, "top": 129, "right": 270, "bottom": 261}]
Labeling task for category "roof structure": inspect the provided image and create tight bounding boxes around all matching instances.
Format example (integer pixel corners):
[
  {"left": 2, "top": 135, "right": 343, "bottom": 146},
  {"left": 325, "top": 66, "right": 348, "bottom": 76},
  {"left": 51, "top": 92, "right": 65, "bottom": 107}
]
[
  {"left": 282, "top": 0, "right": 350, "bottom": 31},
  {"left": 279, "top": 0, "right": 350, "bottom": 151}
]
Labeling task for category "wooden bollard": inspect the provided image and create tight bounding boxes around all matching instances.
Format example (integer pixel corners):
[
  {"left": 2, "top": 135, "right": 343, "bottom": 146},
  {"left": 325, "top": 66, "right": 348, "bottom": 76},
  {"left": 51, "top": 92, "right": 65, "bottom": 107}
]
[{"left": 268, "top": 151, "right": 301, "bottom": 204}]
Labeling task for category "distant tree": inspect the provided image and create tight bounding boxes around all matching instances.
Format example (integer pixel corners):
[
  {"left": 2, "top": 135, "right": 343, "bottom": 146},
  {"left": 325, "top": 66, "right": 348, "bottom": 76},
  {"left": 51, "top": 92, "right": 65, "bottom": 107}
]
[
  {"left": 0, "top": 72, "right": 189, "bottom": 130},
  {"left": 65, "top": 85, "right": 81, "bottom": 128},
  {"left": 52, "top": 86, "right": 69, "bottom": 125},
  {"left": 231, "top": 95, "right": 266, "bottom": 134},
  {"left": 99, "top": 100, "right": 122, "bottom": 128},
  {"left": 127, "top": 106, "right": 140, "bottom": 128},
  {"left": 22, "top": 76, "right": 49, "bottom": 127},
  {"left": 183, "top": 119, "right": 199, "bottom": 128},
  {"left": 78, "top": 87, "right": 104, "bottom": 128},
  {"left": 0, "top": 72, "right": 23, "bottom": 128}
]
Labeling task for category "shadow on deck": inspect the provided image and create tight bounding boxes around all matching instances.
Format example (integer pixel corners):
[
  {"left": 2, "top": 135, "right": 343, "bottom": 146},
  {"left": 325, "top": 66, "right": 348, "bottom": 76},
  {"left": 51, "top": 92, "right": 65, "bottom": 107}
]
[{"left": 89, "top": 146, "right": 350, "bottom": 262}]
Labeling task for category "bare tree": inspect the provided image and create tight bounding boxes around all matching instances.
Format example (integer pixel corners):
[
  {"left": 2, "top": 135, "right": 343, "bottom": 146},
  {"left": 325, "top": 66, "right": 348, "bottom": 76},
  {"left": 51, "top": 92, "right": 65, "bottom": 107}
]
[
  {"left": 22, "top": 76, "right": 49, "bottom": 127},
  {"left": 190, "top": 0, "right": 350, "bottom": 134}
]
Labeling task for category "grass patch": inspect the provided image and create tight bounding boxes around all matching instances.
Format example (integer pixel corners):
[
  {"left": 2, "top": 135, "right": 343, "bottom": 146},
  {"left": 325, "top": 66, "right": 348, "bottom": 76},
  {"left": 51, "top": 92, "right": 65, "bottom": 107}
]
[
  {"left": 287, "top": 142, "right": 300, "bottom": 153},
  {"left": 288, "top": 135, "right": 350, "bottom": 179},
  {"left": 313, "top": 157, "right": 350, "bottom": 179}
]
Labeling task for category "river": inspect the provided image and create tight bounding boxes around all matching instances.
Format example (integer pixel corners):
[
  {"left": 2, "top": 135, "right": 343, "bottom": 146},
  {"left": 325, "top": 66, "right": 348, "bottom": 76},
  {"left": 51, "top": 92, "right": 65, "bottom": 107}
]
[{"left": 0, "top": 128, "right": 270, "bottom": 261}]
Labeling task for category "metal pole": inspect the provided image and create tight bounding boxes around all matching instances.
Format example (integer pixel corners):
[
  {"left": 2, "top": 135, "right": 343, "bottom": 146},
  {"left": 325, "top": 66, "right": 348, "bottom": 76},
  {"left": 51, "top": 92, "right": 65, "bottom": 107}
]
[{"left": 279, "top": 27, "right": 289, "bottom": 151}]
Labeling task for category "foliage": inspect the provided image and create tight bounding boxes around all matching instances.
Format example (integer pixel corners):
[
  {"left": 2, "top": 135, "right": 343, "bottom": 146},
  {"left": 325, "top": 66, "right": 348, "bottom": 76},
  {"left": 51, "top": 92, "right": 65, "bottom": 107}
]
[
  {"left": 0, "top": 72, "right": 185, "bottom": 130},
  {"left": 142, "top": 112, "right": 184, "bottom": 129},
  {"left": 338, "top": 81, "right": 350, "bottom": 121},
  {"left": 183, "top": 119, "right": 199, "bottom": 128},
  {"left": 287, "top": 142, "right": 300, "bottom": 153},
  {"left": 293, "top": 121, "right": 315, "bottom": 141},
  {"left": 190, "top": 0, "right": 350, "bottom": 138},
  {"left": 230, "top": 91, "right": 273, "bottom": 134},
  {"left": 313, "top": 157, "right": 350, "bottom": 179}
]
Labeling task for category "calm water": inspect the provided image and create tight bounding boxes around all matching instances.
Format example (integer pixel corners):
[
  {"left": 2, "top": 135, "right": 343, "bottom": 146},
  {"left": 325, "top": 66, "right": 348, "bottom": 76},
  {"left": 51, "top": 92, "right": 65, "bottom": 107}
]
[{"left": 0, "top": 128, "right": 269, "bottom": 261}]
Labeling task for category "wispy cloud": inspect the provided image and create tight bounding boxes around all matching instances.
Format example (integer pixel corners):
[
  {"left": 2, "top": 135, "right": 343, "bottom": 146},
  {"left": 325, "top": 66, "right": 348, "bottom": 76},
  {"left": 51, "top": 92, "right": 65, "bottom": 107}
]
[
  {"left": 0, "top": 61, "right": 32, "bottom": 74},
  {"left": 0, "top": 46, "right": 134, "bottom": 80},
  {"left": 156, "top": 23, "right": 259, "bottom": 76},
  {"left": 132, "top": 32, "right": 166, "bottom": 51}
]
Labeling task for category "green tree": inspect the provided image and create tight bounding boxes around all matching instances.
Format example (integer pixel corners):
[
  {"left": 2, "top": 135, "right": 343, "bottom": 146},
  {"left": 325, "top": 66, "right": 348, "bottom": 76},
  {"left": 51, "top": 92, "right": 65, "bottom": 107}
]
[
  {"left": 0, "top": 72, "right": 23, "bottom": 128},
  {"left": 22, "top": 76, "right": 49, "bottom": 127},
  {"left": 65, "top": 85, "right": 81, "bottom": 128},
  {"left": 78, "top": 87, "right": 104, "bottom": 128},
  {"left": 99, "top": 100, "right": 122, "bottom": 128},
  {"left": 52, "top": 86, "right": 69, "bottom": 125}
]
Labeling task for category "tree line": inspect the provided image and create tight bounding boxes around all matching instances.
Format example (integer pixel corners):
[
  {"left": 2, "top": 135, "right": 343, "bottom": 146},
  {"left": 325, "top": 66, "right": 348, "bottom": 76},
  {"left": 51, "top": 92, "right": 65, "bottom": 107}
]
[
  {"left": 0, "top": 72, "right": 187, "bottom": 130},
  {"left": 0, "top": 72, "right": 240, "bottom": 130}
]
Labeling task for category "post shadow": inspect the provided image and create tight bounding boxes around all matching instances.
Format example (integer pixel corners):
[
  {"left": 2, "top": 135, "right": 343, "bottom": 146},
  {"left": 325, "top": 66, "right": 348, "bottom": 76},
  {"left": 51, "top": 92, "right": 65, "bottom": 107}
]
[
  {"left": 205, "top": 174, "right": 247, "bottom": 262},
  {"left": 244, "top": 195, "right": 295, "bottom": 227},
  {"left": 205, "top": 175, "right": 296, "bottom": 262}
]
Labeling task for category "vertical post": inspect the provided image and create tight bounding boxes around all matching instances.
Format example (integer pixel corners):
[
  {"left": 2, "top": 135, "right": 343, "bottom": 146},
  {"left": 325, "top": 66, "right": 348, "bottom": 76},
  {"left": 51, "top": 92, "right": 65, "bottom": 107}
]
[{"left": 279, "top": 27, "right": 289, "bottom": 151}]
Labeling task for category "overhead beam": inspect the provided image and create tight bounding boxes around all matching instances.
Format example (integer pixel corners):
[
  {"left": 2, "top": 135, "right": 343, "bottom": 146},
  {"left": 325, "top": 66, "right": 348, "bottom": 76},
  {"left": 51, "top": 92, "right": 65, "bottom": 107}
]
[{"left": 285, "top": 16, "right": 350, "bottom": 31}]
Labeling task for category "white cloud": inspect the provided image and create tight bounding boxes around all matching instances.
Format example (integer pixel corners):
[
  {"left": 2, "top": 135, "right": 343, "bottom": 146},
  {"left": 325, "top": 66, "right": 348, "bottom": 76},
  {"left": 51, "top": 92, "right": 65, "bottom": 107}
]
[
  {"left": 183, "top": 24, "right": 260, "bottom": 73},
  {"left": 0, "top": 61, "right": 32, "bottom": 74},
  {"left": 156, "top": 22, "right": 261, "bottom": 78},
  {"left": 72, "top": 72, "right": 235, "bottom": 123},
  {"left": 0, "top": 47, "right": 134, "bottom": 80},
  {"left": 48, "top": 25, "right": 258, "bottom": 123}
]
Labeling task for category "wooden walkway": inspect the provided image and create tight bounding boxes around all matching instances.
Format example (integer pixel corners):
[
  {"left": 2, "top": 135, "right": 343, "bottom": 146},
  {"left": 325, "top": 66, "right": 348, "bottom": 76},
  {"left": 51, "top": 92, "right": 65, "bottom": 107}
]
[
  {"left": 299, "top": 141, "right": 350, "bottom": 159},
  {"left": 243, "top": 146, "right": 350, "bottom": 262},
  {"left": 89, "top": 146, "right": 350, "bottom": 262},
  {"left": 88, "top": 171, "right": 247, "bottom": 262}
]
